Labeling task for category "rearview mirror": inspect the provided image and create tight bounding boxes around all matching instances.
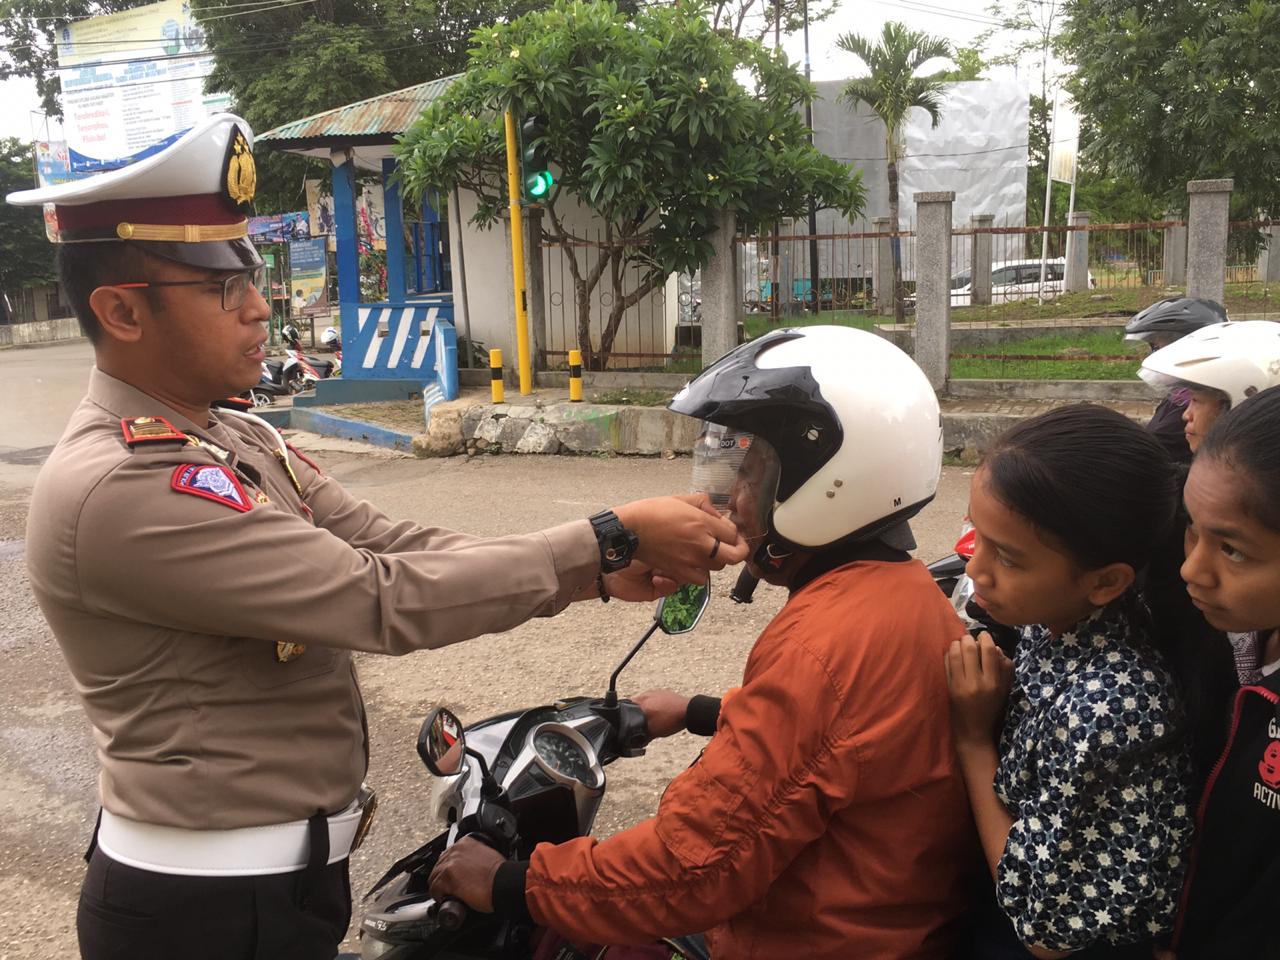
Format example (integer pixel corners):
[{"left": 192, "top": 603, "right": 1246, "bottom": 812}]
[
  {"left": 417, "top": 707, "right": 466, "bottom": 777},
  {"left": 656, "top": 580, "right": 710, "bottom": 635}
]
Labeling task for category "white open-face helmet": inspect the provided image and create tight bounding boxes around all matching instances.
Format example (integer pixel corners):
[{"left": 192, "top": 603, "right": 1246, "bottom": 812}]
[
  {"left": 1139, "top": 320, "right": 1280, "bottom": 408},
  {"left": 670, "top": 326, "right": 942, "bottom": 552}
]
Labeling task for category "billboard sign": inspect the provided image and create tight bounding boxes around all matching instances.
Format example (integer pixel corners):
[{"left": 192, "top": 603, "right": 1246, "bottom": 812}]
[
  {"left": 249, "top": 212, "right": 310, "bottom": 244},
  {"left": 55, "top": 0, "right": 232, "bottom": 177},
  {"left": 289, "top": 238, "right": 329, "bottom": 317}
]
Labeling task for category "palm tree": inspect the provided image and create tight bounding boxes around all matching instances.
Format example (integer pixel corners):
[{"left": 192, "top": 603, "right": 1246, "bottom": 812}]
[{"left": 837, "top": 23, "right": 951, "bottom": 323}]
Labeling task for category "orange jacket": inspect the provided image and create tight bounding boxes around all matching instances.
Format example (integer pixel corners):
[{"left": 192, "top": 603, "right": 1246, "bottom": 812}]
[{"left": 526, "top": 559, "right": 978, "bottom": 958}]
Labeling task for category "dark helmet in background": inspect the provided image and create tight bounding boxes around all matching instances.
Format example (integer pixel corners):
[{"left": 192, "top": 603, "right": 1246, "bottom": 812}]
[{"left": 1125, "top": 297, "right": 1227, "bottom": 348}]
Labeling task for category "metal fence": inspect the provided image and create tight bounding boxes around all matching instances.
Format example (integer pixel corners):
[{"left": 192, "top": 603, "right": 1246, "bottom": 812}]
[
  {"left": 738, "top": 218, "right": 915, "bottom": 323},
  {"left": 540, "top": 231, "right": 674, "bottom": 371}
]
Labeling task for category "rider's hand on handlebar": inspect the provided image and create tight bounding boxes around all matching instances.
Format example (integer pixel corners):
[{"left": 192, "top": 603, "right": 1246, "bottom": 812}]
[
  {"left": 428, "top": 836, "right": 505, "bottom": 913},
  {"left": 614, "top": 494, "right": 749, "bottom": 586},
  {"left": 632, "top": 688, "right": 691, "bottom": 739}
]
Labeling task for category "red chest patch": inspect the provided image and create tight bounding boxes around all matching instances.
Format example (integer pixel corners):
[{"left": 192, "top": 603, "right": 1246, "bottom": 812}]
[{"left": 171, "top": 464, "right": 251, "bottom": 512}]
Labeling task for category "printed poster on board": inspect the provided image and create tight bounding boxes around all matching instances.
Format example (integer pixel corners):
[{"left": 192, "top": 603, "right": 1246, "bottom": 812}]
[{"left": 289, "top": 238, "right": 329, "bottom": 317}]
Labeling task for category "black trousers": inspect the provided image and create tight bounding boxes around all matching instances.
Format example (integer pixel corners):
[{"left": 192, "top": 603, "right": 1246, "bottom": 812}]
[{"left": 77, "top": 846, "right": 352, "bottom": 960}]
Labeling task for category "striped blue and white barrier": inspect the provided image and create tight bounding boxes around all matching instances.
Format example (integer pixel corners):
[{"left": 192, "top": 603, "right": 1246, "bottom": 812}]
[{"left": 345, "top": 300, "right": 458, "bottom": 399}]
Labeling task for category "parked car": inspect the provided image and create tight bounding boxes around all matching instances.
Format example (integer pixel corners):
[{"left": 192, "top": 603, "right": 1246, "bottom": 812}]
[{"left": 948, "top": 258, "right": 1095, "bottom": 307}]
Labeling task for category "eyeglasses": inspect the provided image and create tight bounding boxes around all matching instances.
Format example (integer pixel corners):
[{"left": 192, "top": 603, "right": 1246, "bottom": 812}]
[{"left": 113, "top": 265, "right": 266, "bottom": 312}]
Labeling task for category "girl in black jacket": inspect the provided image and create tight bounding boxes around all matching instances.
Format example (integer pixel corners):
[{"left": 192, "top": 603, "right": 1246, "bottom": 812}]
[{"left": 1171, "top": 384, "right": 1280, "bottom": 958}]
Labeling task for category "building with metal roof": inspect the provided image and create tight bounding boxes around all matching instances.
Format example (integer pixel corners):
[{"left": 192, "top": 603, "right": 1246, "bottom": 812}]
[{"left": 255, "top": 77, "right": 460, "bottom": 397}]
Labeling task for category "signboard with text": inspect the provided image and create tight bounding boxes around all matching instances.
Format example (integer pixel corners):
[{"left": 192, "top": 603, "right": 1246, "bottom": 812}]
[
  {"left": 55, "top": 0, "right": 232, "bottom": 177},
  {"left": 289, "top": 239, "right": 329, "bottom": 317}
]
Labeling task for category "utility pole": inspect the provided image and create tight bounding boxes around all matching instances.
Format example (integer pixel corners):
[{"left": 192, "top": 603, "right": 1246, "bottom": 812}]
[
  {"left": 802, "top": 0, "right": 820, "bottom": 314},
  {"left": 503, "top": 109, "right": 533, "bottom": 395}
]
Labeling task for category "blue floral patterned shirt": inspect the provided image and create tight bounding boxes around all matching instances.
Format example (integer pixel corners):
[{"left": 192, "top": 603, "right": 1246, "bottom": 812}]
[{"left": 994, "top": 602, "right": 1193, "bottom": 951}]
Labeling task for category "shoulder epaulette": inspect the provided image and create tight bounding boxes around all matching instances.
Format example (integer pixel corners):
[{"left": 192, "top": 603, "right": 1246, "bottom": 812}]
[{"left": 120, "top": 416, "right": 187, "bottom": 447}]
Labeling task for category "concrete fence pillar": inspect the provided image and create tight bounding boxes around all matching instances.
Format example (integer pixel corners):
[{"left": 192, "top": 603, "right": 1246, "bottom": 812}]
[
  {"left": 1259, "top": 224, "right": 1280, "bottom": 285},
  {"left": 871, "top": 217, "right": 893, "bottom": 316},
  {"left": 701, "top": 210, "right": 740, "bottom": 367},
  {"left": 970, "top": 213, "right": 994, "bottom": 306},
  {"left": 1186, "top": 179, "right": 1234, "bottom": 305},
  {"left": 1064, "top": 210, "right": 1091, "bottom": 293},
  {"left": 1162, "top": 209, "right": 1187, "bottom": 287},
  {"left": 913, "top": 191, "right": 954, "bottom": 392}
]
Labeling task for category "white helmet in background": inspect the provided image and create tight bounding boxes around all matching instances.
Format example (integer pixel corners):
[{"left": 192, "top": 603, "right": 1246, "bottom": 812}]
[
  {"left": 669, "top": 325, "right": 942, "bottom": 551},
  {"left": 1139, "top": 320, "right": 1280, "bottom": 407},
  {"left": 321, "top": 326, "right": 340, "bottom": 349}
]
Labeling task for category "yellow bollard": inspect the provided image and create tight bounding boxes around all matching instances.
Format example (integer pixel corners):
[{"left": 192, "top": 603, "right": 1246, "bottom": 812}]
[
  {"left": 489, "top": 348, "right": 504, "bottom": 404},
  {"left": 568, "top": 349, "right": 583, "bottom": 402}
]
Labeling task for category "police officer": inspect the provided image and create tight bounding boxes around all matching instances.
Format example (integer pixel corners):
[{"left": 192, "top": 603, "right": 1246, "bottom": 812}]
[{"left": 6, "top": 114, "right": 747, "bottom": 960}]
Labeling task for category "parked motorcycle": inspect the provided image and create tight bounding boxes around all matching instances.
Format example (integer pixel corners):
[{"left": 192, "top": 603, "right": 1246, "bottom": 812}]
[
  {"left": 240, "top": 360, "right": 294, "bottom": 407},
  {"left": 358, "top": 582, "right": 714, "bottom": 960},
  {"left": 281, "top": 323, "right": 335, "bottom": 391},
  {"left": 322, "top": 326, "right": 344, "bottom": 377}
]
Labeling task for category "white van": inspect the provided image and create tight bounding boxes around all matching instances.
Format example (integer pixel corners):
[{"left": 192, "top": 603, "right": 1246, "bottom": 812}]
[{"left": 949, "top": 258, "right": 1094, "bottom": 307}]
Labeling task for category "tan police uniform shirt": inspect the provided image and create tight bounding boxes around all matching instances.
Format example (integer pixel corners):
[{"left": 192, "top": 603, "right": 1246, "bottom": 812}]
[{"left": 26, "top": 368, "right": 601, "bottom": 830}]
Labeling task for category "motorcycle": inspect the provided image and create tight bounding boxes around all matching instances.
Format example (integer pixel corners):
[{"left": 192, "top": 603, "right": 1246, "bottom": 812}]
[
  {"left": 925, "top": 522, "right": 1019, "bottom": 655},
  {"left": 281, "top": 324, "right": 335, "bottom": 392},
  {"left": 240, "top": 360, "right": 294, "bottom": 407},
  {"left": 322, "top": 326, "right": 344, "bottom": 378},
  {"left": 359, "top": 582, "right": 715, "bottom": 960}
]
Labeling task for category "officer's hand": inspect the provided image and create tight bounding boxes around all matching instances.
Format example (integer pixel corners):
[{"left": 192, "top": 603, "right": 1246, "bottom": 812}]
[
  {"left": 428, "top": 836, "right": 505, "bottom": 913},
  {"left": 604, "top": 562, "right": 679, "bottom": 602},
  {"left": 632, "top": 688, "right": 690, "bottom": 738},
  {"left": 614, "top": 494, "right": 748, "bottom": 585}
]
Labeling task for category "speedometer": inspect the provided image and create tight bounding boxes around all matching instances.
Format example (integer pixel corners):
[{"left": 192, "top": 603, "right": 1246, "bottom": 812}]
[{"left": 532, "top": 728, "right": 594, "bottom": 784}]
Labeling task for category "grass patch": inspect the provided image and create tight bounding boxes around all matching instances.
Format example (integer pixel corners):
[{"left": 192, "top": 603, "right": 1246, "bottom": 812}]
[
  {"left": 319, "top": 401, "right": 424, "bottom": 433},
  {"left": 950, "top": 328, "right": 1146, "bottom": 380},
  {"left": 589, "top": 388, "right": 674, "bottom": 406}
]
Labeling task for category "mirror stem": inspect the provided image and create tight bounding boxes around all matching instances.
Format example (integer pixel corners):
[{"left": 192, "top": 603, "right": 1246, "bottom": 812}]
[{"left": 603, "top": 621, "right": 661, "bottom": 708}]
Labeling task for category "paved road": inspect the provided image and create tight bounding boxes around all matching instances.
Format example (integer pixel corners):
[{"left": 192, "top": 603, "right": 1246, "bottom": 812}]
[{"left": 0, "top": 342, "right": 973, "bottom": 955}]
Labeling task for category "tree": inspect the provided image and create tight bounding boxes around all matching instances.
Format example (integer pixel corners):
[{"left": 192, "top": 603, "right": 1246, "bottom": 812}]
[
  {"left": 1060, "top": 0, "right": 1280, "bottom": 218},
  {"left": 704, "top": 0, "right": 840, "bottom": 43},
  {"left": 0, "top": 139, "right": 56, "bottom": 313},
  {"left": 836, "top": 22, "right": 951, "bottom": 323},
  {"left": 396, "top": 0, "right": 865, "bottom": 370}
]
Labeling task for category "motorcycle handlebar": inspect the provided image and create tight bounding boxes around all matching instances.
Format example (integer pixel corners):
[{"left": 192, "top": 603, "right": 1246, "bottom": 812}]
[{"left": 432, "top": 897, "right": 469, "bottom": 931}]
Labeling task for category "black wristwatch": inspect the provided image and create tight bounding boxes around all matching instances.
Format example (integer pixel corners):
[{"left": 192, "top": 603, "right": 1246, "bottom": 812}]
[{"left": 588, "top": 509, "right": 639, "bottom": 572}]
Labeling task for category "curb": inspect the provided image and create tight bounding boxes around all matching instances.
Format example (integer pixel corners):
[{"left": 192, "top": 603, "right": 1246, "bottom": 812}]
[{"left": 287, "top": 408, "right": 416, "bottom": 451}]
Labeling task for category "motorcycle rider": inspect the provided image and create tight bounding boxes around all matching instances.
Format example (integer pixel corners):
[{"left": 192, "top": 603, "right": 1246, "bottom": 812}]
[
  {"left": 1139, "top": 319, "right": 1280, "bottom": 455},
  {"left": 430, "top": 326, "right": 979, "bottom": 958},
  {"left": 1124, "top": 298, "right": 1227, "bottom": 462}
]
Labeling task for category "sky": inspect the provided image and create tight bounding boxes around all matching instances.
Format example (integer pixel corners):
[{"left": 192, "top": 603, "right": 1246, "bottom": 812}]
[{"left": 0, "top": 0, "right": 1038, "bottom": 144}]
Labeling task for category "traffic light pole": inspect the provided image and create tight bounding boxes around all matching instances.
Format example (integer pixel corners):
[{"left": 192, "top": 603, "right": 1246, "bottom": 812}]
[{"left": 503, "top": 109, "right": 534, "bottom": 395}]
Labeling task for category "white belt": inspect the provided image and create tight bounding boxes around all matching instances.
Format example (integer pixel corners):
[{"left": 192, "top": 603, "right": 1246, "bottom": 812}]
[{"left": 97, "top": 801, "right": 364, "bottom": 877}]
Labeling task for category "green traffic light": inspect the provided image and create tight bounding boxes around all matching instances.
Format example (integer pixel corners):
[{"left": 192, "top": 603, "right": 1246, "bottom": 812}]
[{"left": 525, "top": 170, "right": 554, "bottom": 199}]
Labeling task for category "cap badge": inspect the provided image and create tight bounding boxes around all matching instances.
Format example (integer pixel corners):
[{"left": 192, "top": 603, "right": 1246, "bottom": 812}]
[{"left": 224, "top": 129, "right": 257, "bottom": 210}]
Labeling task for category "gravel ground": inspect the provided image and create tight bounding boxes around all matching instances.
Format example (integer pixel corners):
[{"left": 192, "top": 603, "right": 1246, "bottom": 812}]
[{"left": 0, "top": 434, "right": 971, "bottom": 956}]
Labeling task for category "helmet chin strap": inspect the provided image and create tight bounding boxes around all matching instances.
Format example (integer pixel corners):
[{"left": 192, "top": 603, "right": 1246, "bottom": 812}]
[{"left": 753, "top": 539, "right": 792, "bottom": 571}]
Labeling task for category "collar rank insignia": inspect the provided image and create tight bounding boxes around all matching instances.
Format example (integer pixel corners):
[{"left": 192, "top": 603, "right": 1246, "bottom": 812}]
[
  {"left": 121, "top": 416, "right": 186, "bottom": 446},
  {"left": 171, "top": 464, "right": 252, "bottom": 513}
]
